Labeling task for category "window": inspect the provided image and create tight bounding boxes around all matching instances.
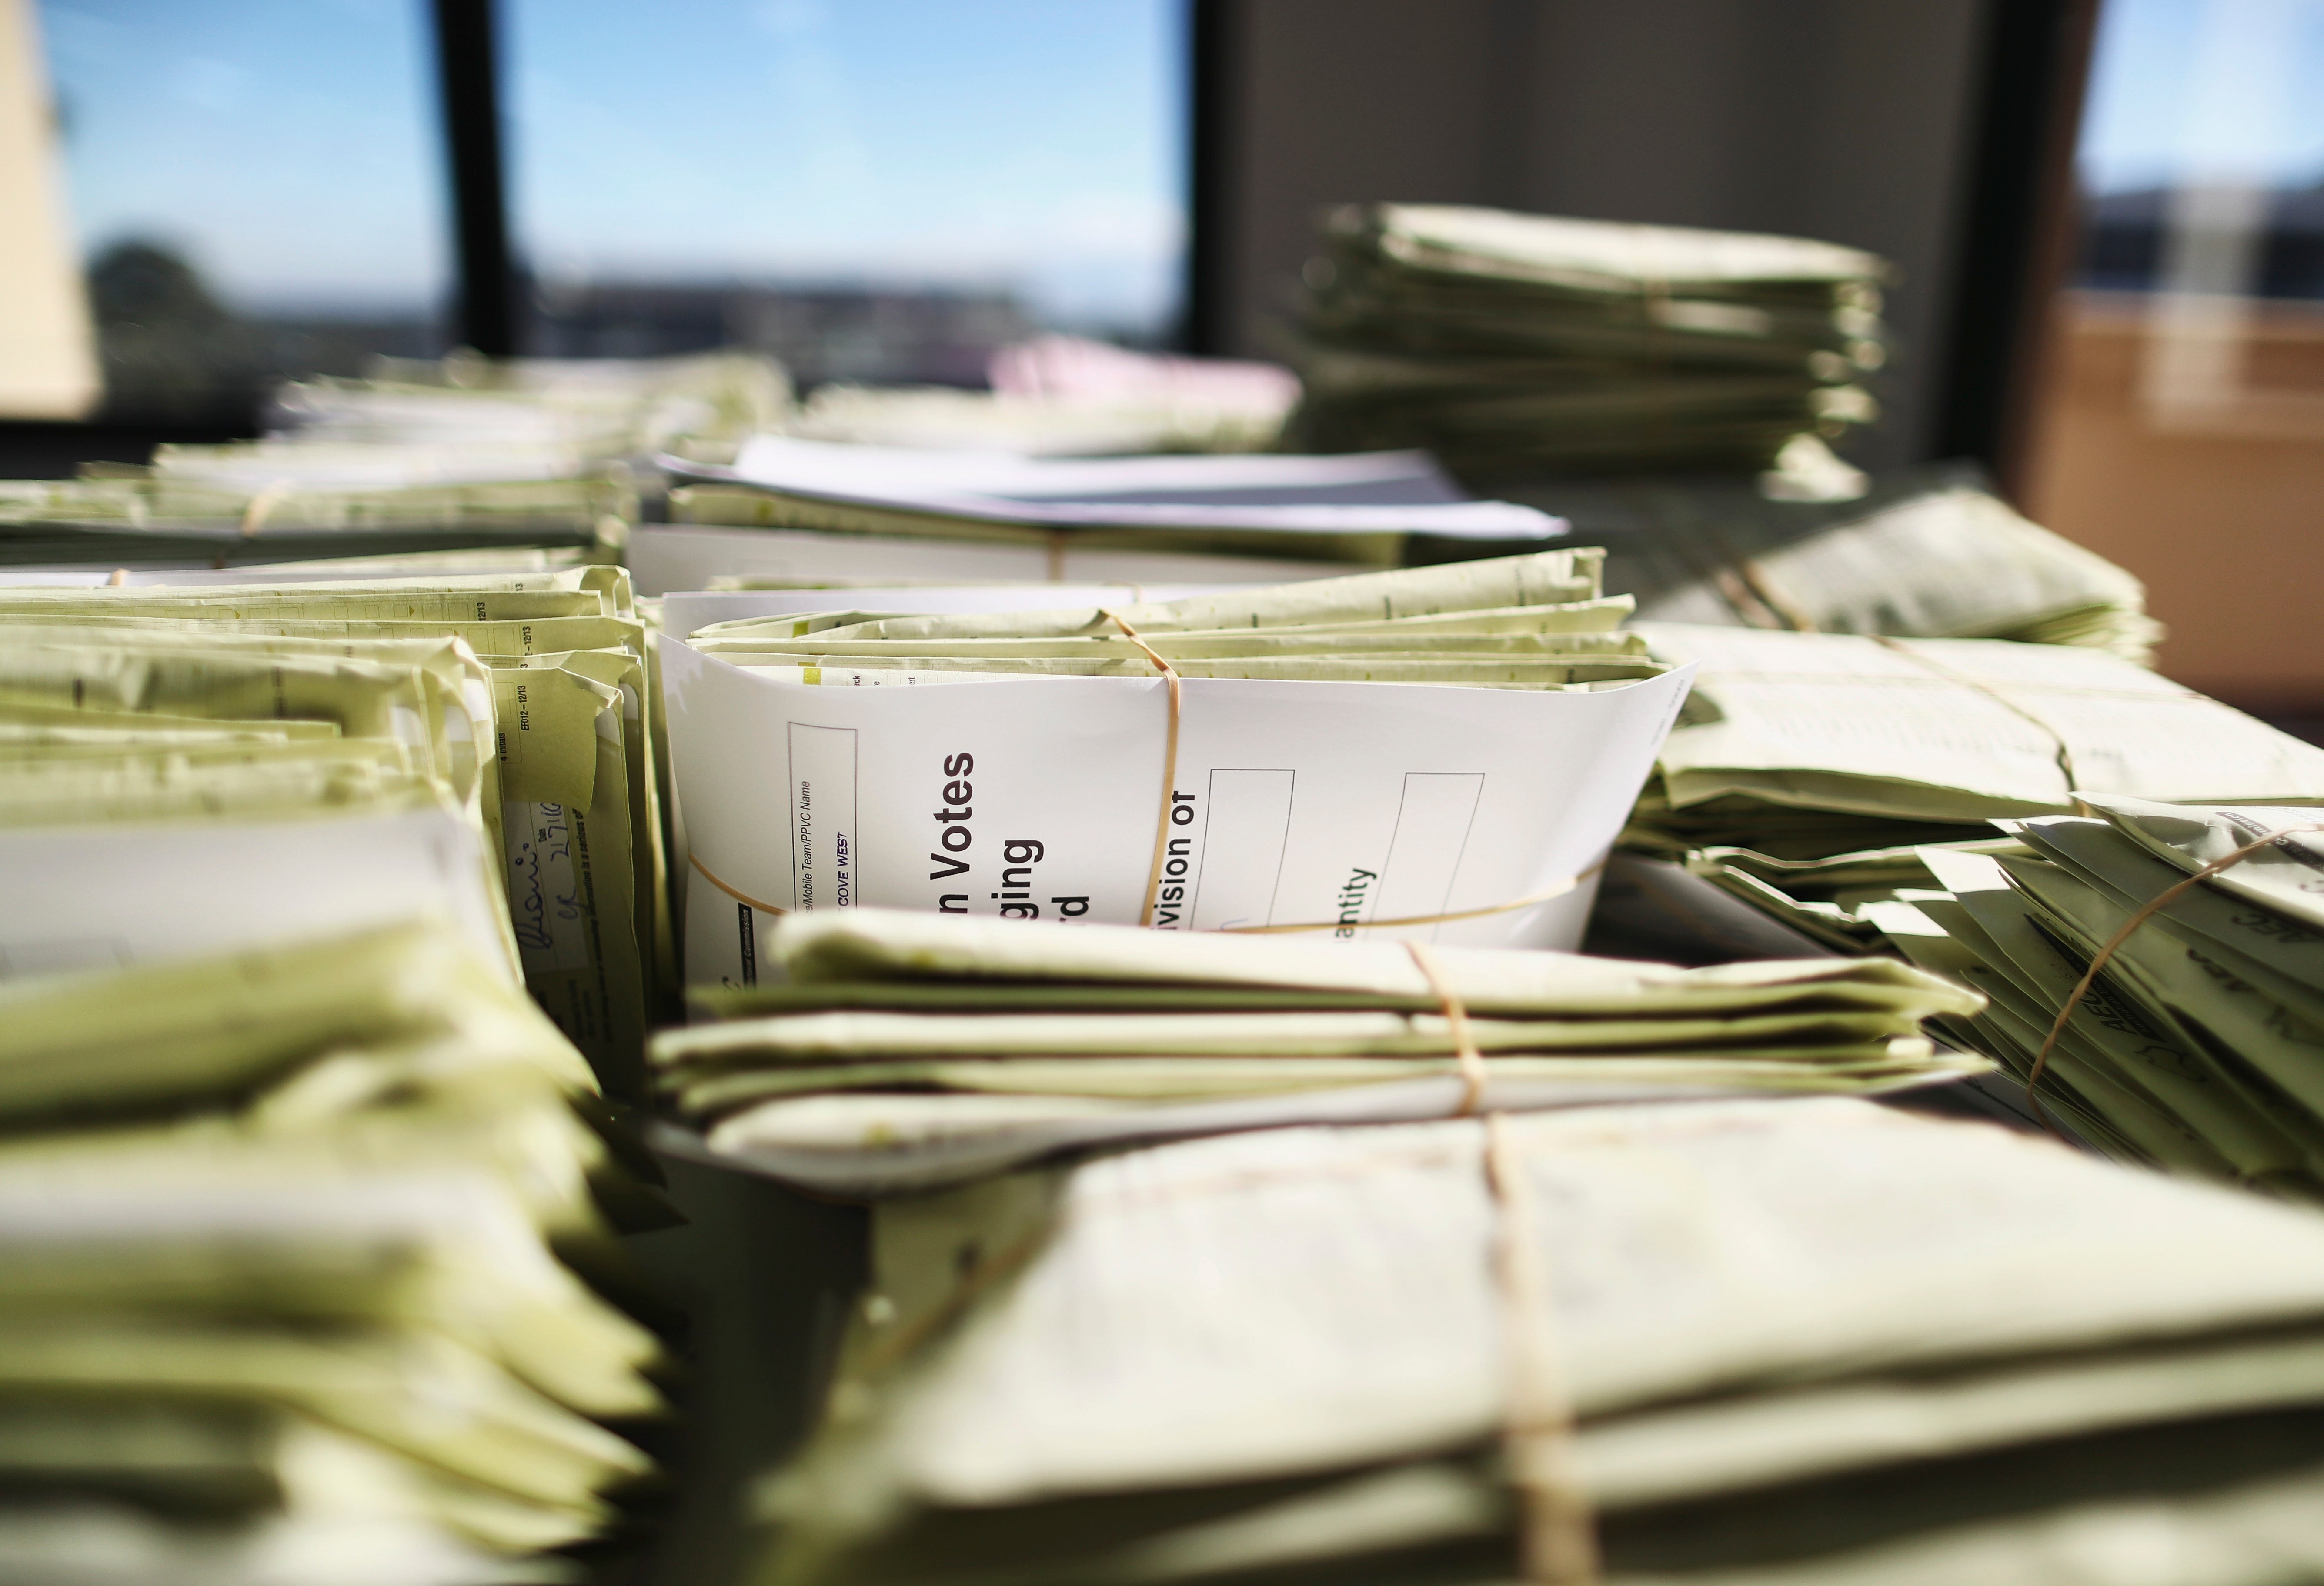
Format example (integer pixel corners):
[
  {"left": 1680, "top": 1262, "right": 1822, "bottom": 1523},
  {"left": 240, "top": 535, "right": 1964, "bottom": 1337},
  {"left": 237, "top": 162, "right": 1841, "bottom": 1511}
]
[
  {"left": 30, "top": 0, "right": 454, "bottom": 423},
  {"left": 2024, "top": 0, "right": 2324, "bottom": 716},
  {"left": 501, "top": 0, "right": 1189, "bottom": 386}
]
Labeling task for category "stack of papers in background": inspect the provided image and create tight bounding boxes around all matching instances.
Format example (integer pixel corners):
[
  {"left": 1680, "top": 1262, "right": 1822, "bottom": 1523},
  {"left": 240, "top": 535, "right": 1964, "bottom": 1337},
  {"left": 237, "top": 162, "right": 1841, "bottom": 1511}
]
[
  {"left": 0, "top": 565, "right": 673, "bottom": 1090},
  {"left": 1876, "top": 799, "right": 2324, "bottom": 1192},
  {"left": 1288, "top": 204, "right": 1889, "bottom": 481},
  {"left": 774, "top": 333, "right": 1299, "bottom": 456},
  {"left": 653, "top": 584, "right": 1234, "bottom": 653},
  {"left": 747, "top": 1096, "right": 2324, "bottom": 1586},
  {"left": 11, "top": 337, "right": 2320, "bottom": 1586},
  {"left": 654, "top": 907, "right": 1982, "bottom": 1194},
  {"left": 13, "top": 544, "right": 604, "bottom": 590},
  {"left": 649, "top": 438, "right": 1563, "bottom": 596},
  {"left": 1621, "top": 623, "right": 2324, "bottom": 953},
  {"left": 0, "top": 350, "right": 788, "bottom": 574},
  {"left": 680, "top": 546, "right": 1633, "bottom": 674},
  {"left": 273, "top": 349, "right": 787, "bottom": 462},
  {"left": 0, "top": 923, "right": 666, "bottom": 1585},
  {"left": 1541, "top": 462, "right": 2160, "bottom": 664},
  {"left": 0, "top": 473, "right": 628, "bottom": 569}
]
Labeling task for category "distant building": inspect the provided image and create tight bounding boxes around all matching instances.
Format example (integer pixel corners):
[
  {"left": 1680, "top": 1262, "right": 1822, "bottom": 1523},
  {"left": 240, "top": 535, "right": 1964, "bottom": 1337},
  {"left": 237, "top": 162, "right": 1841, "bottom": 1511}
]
[
  {"left": 2077, "top": 183, "right": 2324, "bottom": 299},
  {"left": 523, "top": 279, "right": 1042, "bottom": 389}
]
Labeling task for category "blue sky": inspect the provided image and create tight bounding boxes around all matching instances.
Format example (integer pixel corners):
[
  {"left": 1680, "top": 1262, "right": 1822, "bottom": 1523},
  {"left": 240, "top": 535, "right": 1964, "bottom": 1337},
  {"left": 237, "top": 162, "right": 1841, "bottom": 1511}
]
[
  {"left": 506, "top": 0, "right": 1185, "bottom": 331},
  {"left": 33, "top": 0, "right": 1187, "bottom": 330},
  {"left": 2079, "top": 0, "right": 2324, "bottom": 192},
  {"left": 37, "top": 0, "right": 451, "bottom": 313}
]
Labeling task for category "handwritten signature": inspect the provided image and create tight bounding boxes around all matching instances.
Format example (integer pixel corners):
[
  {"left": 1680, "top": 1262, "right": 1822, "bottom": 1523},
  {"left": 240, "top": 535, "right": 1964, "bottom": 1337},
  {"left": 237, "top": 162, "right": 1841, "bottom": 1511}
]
[{"left": 511, "top": 803, "right": 583, "bottom": 953}]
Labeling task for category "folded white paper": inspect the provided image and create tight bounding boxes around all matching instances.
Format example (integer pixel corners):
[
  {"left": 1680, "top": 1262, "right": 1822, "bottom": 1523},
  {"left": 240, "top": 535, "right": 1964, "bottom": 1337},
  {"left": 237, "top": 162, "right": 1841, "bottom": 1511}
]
[
  {"left": 671, "top": 436, "right": 1563, "bottom": 538},
  {"left": 661, "top": 637, "right": 1693, "bottom": 986},
  {"left": 688, "top": 438, "right": 1473, "bottom": 506}
]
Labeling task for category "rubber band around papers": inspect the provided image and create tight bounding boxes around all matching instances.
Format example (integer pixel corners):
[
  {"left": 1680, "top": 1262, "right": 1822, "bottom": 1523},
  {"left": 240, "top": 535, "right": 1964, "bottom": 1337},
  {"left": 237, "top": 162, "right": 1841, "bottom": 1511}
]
[
  {"left": 240, "top": 479, "right": 297, "bottom": 537},
  {"left": 1406, "top": 938, "right": 1601, "bottom": 1584},
  {"left": 1102, "top": 610, "right": 1182, "bottom": 929},
  {"left": 1738, "top": 559, "right": 1818, "bottom": 632},
  {"left": 1695, "top": 506, "right": 1818, "bottom": 635},
  {"left": 1221, "top": 861, "right": 1609, "bottom": 934},
  {"left": 691, "top": 851, "right": 790, "bottom": 917},
  {"left": 1870, "top": 634, "right": 2089, "bottom": 810},
  {"left": 1405, "top": 940, "right": 1489, "bottom": 1114},
  {"left": 732, "top": 618, "right": 1611, "bottom": 937},
  {"left": 2027, "top": 819, "right": 2324, "bottom": 1137},
  {"left": 1105, "top": 607, "right": 1609, "bottom": 938}
]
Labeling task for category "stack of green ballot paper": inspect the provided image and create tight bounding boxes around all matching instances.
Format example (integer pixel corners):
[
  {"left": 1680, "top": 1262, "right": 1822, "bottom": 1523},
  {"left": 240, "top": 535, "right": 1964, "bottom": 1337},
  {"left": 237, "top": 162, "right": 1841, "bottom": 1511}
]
[
  {"left": 682, "top": 546, "right": 1658, "bottom": 686},
  {"left": 1871, "top": 799, "right": 2324, "bottom": 1196},
  {"left": 768, "top": 377, "right": 1288, "bottom": 457},
  {"left": 1287, "top": 204, "right": 1888, "bottom": 479},
  {"left": 0, "top": 565, "right": 674, "bottom": 1092},
  {"left": 0, "top": 922, "right": 668, "bottom": 1585},
  {"left": 0, "top": 350, "right": 785, "bottom": 570},
  {"left": 267, "top": 347, "right": 786, "bottom": 461},
  {"left": 653, "top": 908, "right": 1983, "bottom": 1193},
  {"left": 1621, "top": 623, "right": 2324, "bottom": 954},
  {"left": 662, "top": 480, "right": 1398, "bottom": 575},
  {"left": 1560, "top": 463, "right": 2160, "bottom": 664},
  {"left": 0, "top": 471, "right": 631, "bottom": 569},
  {"left": 747, "top": 1095, "right": 2324, "bottom": 1586}
]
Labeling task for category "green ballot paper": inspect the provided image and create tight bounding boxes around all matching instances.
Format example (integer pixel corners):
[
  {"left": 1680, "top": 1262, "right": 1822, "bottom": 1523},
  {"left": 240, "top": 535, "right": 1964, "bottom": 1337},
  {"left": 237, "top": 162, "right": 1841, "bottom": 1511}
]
[
  {"left": 1873, "top": 800, "right": 2324, "bottom": 1197},
  {"left": 743, "top": 1097, "right": 2324, "bottom": 1586},
  {"left": 655, "top": 906, "right": 1984, "bottom": 1193},
  {"left": 0, "top": 566, "right": 671, "bottom": 1092},
  {"left": 0, "top": 920, "right": 666, "bottom": 1579}
]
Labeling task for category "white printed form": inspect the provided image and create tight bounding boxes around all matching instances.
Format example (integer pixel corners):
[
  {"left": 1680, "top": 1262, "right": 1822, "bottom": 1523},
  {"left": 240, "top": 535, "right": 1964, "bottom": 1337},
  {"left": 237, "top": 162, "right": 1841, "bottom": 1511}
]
[
  {"left": 661, "top": 633, "right": 1695, "bottom": 966},
  {"left": 788, "top": 723, "right": 859, "bottom": 912},
  {"left": 1188, "top": 769, "right": 1296, "bottom": 930},
  {"left": 1367, "top": 773, "right": 1486, "bottom": 941}
]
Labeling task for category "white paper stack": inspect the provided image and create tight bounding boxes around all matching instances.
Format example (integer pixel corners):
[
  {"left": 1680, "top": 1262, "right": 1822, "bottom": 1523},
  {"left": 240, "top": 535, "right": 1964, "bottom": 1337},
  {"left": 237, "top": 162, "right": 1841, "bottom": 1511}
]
[
  {"left": 651, "top": 436, "right": 1564, "bottom": 592},
  {"left": 662, "top": 551, "right": 1691, "bottom": 986}
]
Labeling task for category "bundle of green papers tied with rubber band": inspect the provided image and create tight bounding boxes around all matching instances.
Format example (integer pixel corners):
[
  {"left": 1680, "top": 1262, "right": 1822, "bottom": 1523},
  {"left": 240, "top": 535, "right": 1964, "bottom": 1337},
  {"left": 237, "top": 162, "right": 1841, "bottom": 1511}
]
[
  {"left": 1563, "top": 462, "right": 2160, "bottom": 665},
  {"left": 661, "top": 551, "right": 1695, "bottom": 971},
  {"left": 1872, "top": 800, "right": 2324, "bottom": 1197},
  {"left": 650, "top": 906, "right": 1984, "bottom": 1194},
  {"left": 681, "top": 545, "right": 1650, "bottom": 686},
  {"left": 741, "top": 1095, "right": 2324, "bottom": 1586},
  {"left": 1620, "top": 623, "right": 2324, "bottom": 956},
  {"left": 1286, "top": 204, "right": 1890, "bottom": 482}
]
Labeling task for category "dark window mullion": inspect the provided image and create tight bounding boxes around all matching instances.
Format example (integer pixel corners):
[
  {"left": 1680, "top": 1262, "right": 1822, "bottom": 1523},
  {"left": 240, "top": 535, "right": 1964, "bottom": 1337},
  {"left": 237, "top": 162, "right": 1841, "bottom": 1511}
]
[{"left": 431, "top": 0, "right": 517, "bottom": 357}]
